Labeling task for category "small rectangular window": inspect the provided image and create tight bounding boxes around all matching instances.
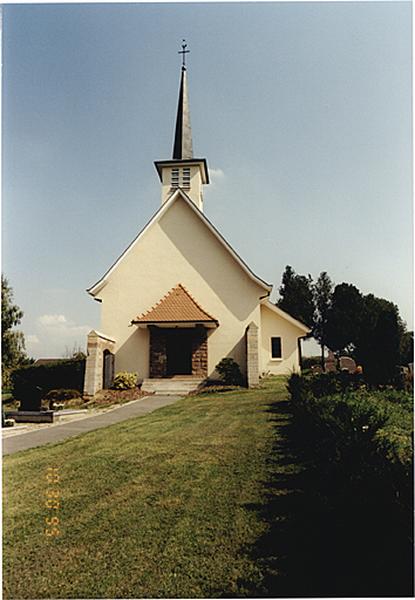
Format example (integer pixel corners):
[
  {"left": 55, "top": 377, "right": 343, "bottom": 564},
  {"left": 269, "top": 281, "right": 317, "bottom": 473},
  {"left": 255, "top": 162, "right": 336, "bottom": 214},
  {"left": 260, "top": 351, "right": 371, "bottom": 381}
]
[{"left": 271, "top": 337, "right": 282, "bottom": 359}]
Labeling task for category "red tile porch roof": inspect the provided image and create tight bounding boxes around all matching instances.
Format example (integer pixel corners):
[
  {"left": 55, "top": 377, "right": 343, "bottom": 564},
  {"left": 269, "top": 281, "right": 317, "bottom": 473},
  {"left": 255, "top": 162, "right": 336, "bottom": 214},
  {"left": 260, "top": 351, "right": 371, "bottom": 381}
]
[{"left": 132, "top": 284, "right": 218, "bottom": 325}]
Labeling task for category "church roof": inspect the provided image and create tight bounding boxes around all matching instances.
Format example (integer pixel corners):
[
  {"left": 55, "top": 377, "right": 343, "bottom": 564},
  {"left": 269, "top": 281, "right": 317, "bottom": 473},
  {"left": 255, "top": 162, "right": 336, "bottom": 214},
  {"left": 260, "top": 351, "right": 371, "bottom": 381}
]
[
  {"left": 87, "top": 188, "right": 273, "bottom": 297},
  {"left": 132, "top": 284, "right": 218, "bottom": 324},
  {"left": 172, "top": 66, "right": 193, "bottom": 159}
]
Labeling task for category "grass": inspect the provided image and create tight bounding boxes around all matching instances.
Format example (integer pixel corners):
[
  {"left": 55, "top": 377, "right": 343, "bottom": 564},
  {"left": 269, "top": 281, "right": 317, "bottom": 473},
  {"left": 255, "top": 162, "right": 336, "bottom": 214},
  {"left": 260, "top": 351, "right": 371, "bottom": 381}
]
[
  {"left": 3, "top": 377, "right": 292, "bottom": 599},
  {"left": 4, "top": 376, "right": 412, "bottom": 598}
]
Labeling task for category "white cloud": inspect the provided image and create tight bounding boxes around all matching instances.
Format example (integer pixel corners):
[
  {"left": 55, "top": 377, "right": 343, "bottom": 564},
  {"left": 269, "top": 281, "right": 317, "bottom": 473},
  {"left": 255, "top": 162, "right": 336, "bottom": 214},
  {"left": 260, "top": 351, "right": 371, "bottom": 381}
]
[
  {"left": 34, "top": 315, "right": 92, "bottom": 356},
  {"left": 209, "top": 168, "right": 225, "bottom": 186},
  {"left": 26, "top": 334, "right": 40, "bottom": 345},
  {"left": 38, "top": 314, "right": 67, "bottom": 326},
  {"left": 37, "top": 315, "right": 91, "bottom": 338}
]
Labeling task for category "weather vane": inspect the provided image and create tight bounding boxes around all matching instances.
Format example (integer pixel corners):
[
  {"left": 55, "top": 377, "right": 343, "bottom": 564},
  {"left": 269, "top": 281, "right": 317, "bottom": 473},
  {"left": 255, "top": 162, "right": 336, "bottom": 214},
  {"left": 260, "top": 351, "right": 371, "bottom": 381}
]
[{"left": 178, "top": 39, "right": 189, "bottom": 68}]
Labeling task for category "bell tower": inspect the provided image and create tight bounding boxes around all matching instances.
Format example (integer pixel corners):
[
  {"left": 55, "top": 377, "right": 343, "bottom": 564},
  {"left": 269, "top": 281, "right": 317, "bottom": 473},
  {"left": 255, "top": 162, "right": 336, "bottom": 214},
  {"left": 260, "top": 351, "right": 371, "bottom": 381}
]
[{"left": 154, "top": 41, "right": 209, "bottom": 212}]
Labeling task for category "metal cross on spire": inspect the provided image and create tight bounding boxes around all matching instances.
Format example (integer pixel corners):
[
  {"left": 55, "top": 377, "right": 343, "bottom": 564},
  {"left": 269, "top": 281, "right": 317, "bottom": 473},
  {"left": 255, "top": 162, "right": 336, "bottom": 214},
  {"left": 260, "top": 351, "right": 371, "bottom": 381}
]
[{"left": 178, "top": 39, "right": 189, "bottom": 68}]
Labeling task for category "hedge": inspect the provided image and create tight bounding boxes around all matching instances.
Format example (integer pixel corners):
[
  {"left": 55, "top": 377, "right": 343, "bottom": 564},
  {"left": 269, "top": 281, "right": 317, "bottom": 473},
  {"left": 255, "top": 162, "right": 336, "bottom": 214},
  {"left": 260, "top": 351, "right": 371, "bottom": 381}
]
[
  {"left": 11, "top": 359, "right": 86, "bottom": 411},
  {"left": 287, "top": 372, "right": 413, "bottom": 508}
]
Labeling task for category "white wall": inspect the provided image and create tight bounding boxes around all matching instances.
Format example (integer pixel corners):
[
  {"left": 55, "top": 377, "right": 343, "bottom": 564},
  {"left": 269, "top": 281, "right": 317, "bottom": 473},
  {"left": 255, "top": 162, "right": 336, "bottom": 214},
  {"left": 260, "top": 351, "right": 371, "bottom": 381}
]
[
  {"left": 94, "top": 195, "right": 265, "bottom": 378},
  {"left": 259, "top": 304, "right": 301, "bottom": 375}
]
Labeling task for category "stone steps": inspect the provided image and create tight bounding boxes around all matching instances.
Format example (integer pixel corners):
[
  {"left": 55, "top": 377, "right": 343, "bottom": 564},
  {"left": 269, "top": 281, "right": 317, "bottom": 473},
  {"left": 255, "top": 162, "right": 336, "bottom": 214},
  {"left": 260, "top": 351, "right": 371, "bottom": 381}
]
[{"left": 141, "top": 378, "right": 204, "bottom": 396}]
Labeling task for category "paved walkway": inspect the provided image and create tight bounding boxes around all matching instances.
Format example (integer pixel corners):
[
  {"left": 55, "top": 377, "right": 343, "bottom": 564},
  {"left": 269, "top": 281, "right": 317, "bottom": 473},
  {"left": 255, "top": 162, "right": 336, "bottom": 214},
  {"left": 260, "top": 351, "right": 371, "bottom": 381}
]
[{"left": 3, "top": 395, "right": 180, "bottom": 456}]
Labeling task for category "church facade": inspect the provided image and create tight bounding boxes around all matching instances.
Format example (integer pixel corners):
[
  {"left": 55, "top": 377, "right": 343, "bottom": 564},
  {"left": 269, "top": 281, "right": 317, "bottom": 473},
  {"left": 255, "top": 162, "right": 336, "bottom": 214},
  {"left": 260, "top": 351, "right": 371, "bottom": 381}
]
[{"left": 83, "top": 61, "right": 309, "bottom": 397}]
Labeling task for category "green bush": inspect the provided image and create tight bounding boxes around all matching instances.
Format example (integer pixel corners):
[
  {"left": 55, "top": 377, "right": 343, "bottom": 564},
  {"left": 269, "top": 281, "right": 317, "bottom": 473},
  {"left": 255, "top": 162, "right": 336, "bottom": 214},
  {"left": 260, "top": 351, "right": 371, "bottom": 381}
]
[
  {"left": 215, "top": 358, "right": 243, "bottom": 386},
  {"left": 12, "top": 359, "right": 85, "bottom": 411},
  {"left": 112, "top": 372, "right": 138, "bottom": 390},
  {"left": 44, "top": 389, "right": 82, "bottom": 401},
  {"left": 44, "top": 389, "right": 82, "bottom": 409},
  {"left": 302, "top": 355, "right": 321, "bottom": 370},
  {"left": 287, "top": 372, "right": 413, "bottom": 506}
]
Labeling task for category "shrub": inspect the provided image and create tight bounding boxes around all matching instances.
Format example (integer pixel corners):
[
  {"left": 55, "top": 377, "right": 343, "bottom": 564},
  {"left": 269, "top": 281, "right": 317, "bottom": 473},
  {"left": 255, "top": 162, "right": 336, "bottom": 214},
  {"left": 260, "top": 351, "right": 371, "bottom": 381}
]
[
  {"left": 44, "top": 389, "right": 81, "bottom": 402},
  {"left": 12, "top": 359, "right": 85, "bottom": 410},
  {"left": 2, "top": 368, "right": 13, "bottom": 391},
  {"left": 44, "top": 389, "right": 82, "bottom": 410},
  {"left": 112, "top": 372, "right": 138, "bottom": 390},
  {"left": 215, "top": 358, "right": 243, "bottom": 386},
  {"left": 302, "top": 355, "right": 321, "bottom": 370},
  {"left": 287, "top": 372, "right": 413, "bottom": 506}
]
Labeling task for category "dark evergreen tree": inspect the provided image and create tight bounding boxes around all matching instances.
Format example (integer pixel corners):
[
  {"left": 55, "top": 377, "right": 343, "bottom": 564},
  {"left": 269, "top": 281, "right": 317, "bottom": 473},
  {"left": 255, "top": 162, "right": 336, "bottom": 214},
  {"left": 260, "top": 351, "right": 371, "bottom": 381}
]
[
  {"left": 356, "top": 294, "right": 403, "bottom": 385},
  {"left": 325, "top": 283, "right": 364, "bottom": 353},
  {"left": 277, "top": 265, "right": 314, "bottom": 328},
  {"left": 400, "top": 330, "right": 414, "bottom": 366}
]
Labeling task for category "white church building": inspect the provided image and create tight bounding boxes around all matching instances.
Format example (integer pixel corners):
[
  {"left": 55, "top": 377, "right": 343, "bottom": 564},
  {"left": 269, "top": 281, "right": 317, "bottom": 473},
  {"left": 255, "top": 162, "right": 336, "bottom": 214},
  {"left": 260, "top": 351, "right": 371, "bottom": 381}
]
[{"left": 83, "top": 55, "right": 310, "bottom": 397}]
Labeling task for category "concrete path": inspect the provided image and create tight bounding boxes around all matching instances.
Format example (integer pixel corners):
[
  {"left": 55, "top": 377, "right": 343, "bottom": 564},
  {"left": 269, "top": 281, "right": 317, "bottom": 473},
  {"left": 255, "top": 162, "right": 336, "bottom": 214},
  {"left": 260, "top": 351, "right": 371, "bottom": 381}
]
[{"left": 3, "top": 395, "right": 181, "bottom": 456}]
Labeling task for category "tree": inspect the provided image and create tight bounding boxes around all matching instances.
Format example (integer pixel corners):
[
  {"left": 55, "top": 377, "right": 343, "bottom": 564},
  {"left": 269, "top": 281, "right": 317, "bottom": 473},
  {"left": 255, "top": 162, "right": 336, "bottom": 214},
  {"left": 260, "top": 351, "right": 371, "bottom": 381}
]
[
  {"left": 325, "top": 283, "right": 364, "bottom": 353},
  {"left": 277, "top": 265, "right": 315, "bottom": 328},
  {"left": 313, "top": 271, "right": 333, "bottom": 368},
  {"left": 355, "top": 294, "right": 403, "bottom": 385},
  {"left": 63, "top": 343, "right": 86, "bottom": 360},
  {"left": 400, "top": 331, "right": 414, "bottom": 366},
  {"left": 1, "top": 275, "right": 27, "bottom": 370}
]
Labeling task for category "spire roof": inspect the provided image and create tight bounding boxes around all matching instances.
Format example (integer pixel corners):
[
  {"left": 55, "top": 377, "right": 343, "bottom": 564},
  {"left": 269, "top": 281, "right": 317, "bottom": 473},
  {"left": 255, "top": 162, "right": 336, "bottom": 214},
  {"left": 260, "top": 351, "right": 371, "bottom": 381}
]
[{"left": 172, "top": 66, "right": 193, "bottom": 159}]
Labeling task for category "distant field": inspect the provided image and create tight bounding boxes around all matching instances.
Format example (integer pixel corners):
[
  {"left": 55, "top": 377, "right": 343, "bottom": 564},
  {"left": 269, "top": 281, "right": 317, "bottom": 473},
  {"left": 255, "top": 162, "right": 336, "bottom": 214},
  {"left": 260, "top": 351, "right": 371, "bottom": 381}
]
[{"left": 3, "top": 377, "right": 291, "bottom": 599}]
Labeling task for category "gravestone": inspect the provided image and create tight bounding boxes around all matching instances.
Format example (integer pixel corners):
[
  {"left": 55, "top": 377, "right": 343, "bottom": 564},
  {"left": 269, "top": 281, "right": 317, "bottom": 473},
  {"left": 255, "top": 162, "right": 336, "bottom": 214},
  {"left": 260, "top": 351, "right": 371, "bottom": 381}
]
[
  {"left": 339, "top": 356, "right": 357, "bottom": 373},
  {"left": 324, "top": 350, "right": 337, "bottom": 373}
]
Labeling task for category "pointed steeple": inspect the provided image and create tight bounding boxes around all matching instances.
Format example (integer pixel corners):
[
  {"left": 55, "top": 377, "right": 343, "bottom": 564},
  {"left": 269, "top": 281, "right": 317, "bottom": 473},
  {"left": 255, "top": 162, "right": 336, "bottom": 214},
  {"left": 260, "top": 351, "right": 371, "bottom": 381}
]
[
  {"left": 154, "top": 42, "right": 209, "bottom": 211},
  {"left": 172, "top": 66, "right": 193, "bottom": 159}
]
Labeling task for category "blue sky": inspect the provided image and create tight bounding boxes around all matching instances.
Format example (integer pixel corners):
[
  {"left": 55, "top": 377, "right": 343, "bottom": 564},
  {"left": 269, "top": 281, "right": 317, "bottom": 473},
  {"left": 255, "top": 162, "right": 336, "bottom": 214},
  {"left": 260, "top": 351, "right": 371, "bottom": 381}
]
[{"left": 2, "top": 1, "right": 412, "bottom": 358}]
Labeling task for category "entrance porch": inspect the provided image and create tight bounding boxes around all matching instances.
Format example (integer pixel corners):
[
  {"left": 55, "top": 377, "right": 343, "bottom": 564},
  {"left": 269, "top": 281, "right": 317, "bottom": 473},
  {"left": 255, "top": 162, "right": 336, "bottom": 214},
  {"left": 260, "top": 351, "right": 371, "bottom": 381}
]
[
  {"left": 131, "top": 283, "right": 219, "bottom": 386},
  {"left": 149, "top": 325, "right": 208, "bottom": 379}
]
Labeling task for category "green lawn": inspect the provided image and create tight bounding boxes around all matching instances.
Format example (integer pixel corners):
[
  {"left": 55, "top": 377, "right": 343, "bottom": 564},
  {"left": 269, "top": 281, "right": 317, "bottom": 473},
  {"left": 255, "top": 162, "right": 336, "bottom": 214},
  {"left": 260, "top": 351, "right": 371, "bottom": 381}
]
[{"left": 3, "top": 377, "right": 295, "bottom": 599}]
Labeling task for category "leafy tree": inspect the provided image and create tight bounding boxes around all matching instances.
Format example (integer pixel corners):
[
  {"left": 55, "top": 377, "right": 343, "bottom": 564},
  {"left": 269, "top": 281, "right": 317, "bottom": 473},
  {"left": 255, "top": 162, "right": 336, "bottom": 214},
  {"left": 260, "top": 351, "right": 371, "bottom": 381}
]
[
  {"left": 313, "top": 271, "right": 333, "bottom": 368},
  {"left": 277, "top": 265, "right": 314, "bottom": 328},
  {"left": 325, "top": 283, "right": 364, "bottom": 353},
  {"left": 1, "top": 275, "right": 27, "bottom": 370}
]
